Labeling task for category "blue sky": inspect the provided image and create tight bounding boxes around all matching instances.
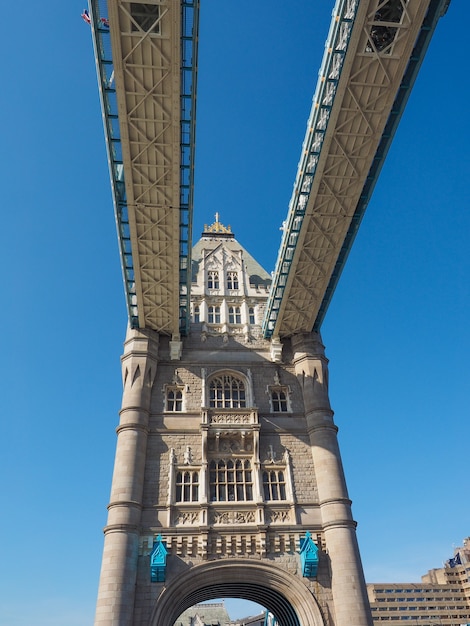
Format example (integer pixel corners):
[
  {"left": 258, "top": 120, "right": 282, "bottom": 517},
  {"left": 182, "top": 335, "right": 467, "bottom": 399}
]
[{"left": 1, "top": 1, "right": 468, "bottom": 624}]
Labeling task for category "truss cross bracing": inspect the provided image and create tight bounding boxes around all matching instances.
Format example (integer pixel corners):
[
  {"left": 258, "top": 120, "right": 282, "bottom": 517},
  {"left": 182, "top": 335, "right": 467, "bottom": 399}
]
[
  {"left": 90, "top": 0, "right": 199, "bottom": 336},
  {"left": 263, "top": 0, "right": 450, "bottom": 339},
  {"left": 90, "top": 0, "right": 449, "bottom": 340}
]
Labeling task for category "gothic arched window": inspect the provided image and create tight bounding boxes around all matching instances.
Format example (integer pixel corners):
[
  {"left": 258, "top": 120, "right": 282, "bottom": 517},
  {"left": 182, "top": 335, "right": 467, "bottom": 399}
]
[
  {"left": 248, "top": 307, "right": 255, "bottom": 325},
  {"left": 226, "top": 271, "right": 239, "bottom": 290},
  {"left": 208, "top": 306, "right": 220, "bottom": 324},
  {"left": 209, "top": 374, "right": 246, "bottom": 408},
  {"left": 271, "top": 389, "right": 289, "bottom": 412},
  {"left": 228, "top": 306, "right": 241, "bottom": 324},
  {"left": 263, "top": 470, "right": 287, "bottom": 501},
  {"left": 166, "top": 387, "right": 183, "bottom": 411},
  {"left": 176, "top": 471, "right": 199, "bottom": 502},
  {"left": 207, "top": 271, "right": 219, "bottom": 289},
  {"left": 209, "top": 459, "right": 253, "bottom": 502}
]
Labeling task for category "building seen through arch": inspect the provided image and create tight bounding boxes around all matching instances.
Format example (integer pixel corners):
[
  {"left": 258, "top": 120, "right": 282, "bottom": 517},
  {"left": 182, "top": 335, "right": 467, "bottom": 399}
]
[{"left": 174, "top": 600, "right": 268, "bottom": 625}]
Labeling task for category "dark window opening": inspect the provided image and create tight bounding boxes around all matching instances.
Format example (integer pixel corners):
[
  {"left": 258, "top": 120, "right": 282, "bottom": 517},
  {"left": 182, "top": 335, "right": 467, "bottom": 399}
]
[
  {"left": 176, "top": 471, "right": 199, "bottom": 502},
  {"left": 167, "top": 388, "right": 183, "bottom": 411},
  {"left": 130, "top": 3, "right": 161, "bottom": 33},
  {"left": 228, "top": 306, "right": 241, "bottom": 324},
  {"left": 209, "top": 459, "right": 253, "bottom": 502},
  {"left": 209, "top": 375, "right": 246, "bottom": 408},
  {"left": 263, "top": 470, "right": 287, "bottom": 501},
  {"left": 271, "top": 389, "right": 288, "bottom": 412},
  {"left": 208, "top": 306, "right": 220, "bottom": 324},
  {"left": 227, "top": 272, "right": 239, "bottom": 290},
  {"left": 208, "top": 271, "right": 219, "bottom": 290},
  {"left": 367, "top": 0, "right": 406, "bottom": 53},
  {"left": 375, "top": 0, "right": 405, "bottom": 23}
]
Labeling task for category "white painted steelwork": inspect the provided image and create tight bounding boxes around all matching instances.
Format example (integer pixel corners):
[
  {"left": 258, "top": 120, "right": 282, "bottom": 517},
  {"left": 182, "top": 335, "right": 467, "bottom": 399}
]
[
  {"left": 263, "top": 0, "right": 449, "bottom": 339},
  {"left": 90, "top": 0, "right": 199, "bottom": 336},
  {"left": 89, "top": 0, "right": 448, "bottom": 340}
]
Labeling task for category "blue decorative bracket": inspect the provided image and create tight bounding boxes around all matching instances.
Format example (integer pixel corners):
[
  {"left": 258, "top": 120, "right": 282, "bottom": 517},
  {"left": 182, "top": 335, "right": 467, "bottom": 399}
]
[
  {"left": 299, "top": 531, "right": 319, "bottom": 579},
  {"left": 150, "top": 534, "right": 168, "bottom": 582}
]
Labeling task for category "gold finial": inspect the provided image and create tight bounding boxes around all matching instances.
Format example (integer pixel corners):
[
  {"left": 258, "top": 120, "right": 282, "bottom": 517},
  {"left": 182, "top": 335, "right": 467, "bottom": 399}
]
[{"left": 203, "top": 213, "right": 233, "bottom": 235}]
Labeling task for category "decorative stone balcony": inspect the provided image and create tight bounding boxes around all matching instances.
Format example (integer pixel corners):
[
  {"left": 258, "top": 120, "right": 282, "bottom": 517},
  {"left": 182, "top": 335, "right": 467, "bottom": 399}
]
[{"left": 202, "top": 409, "right": 259, "bottom": 426}]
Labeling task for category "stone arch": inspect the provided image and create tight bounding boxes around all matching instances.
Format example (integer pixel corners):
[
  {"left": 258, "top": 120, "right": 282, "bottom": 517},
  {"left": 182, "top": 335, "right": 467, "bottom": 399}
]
[
  {"left": 207, "top": 368, "right": 254, "bottom": 408},
  {"left": 151, "top": 559, "right": 325, "bottom": 626}
]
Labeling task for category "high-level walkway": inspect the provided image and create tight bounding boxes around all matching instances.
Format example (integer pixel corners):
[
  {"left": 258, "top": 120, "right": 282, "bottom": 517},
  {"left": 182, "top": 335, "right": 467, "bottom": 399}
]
[
  {"left": 89, "top": 0, "right": 199, "bottom": 338},
  {"left": 263, "top": 0, "right": 450, "bottom": 339},
  {"left": 89, "top": 0, "right": 450, "bottom": 344}
]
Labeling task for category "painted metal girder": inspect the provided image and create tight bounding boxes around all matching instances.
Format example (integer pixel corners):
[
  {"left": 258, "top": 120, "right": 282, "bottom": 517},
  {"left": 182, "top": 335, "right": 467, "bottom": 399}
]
[
  {"left": 90, "top": 0, "right": 198, "bottom": 335},
  {"left": 263, "top": 0, "right": 449, "bottom": 339}
]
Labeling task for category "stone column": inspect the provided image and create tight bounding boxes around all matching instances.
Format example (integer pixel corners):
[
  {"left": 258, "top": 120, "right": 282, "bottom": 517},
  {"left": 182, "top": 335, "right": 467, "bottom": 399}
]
[
  {"left": 291, "top": 332, "right": 372, "bottom": 626},
  {"left": 95, "top": 328, "right": 158, "bottom": 626}
]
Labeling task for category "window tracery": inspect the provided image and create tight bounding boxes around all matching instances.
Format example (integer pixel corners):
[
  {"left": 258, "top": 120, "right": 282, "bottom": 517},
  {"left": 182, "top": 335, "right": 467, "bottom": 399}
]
[
  {"left": 175, "top": 471, "right": 199, "bottom": 502},
  {"left": 209, "top": 374, "right": 246, "bottom": 408},
  {"left": 270, "top": 388, "right": 289, "bottom": 412},
  {"left": 226, "top": 271, "right": 239, "bottom": 290},
  {"left": 228, "top": 306, "right": 241, "bottom": 324},
  {"left": 208, "top": 306, "right": 220, "bottom": 324},
  {"left": 209, "top": 459, "right": 253, "bottom": 502},
  {"left": 165, "top": 387, "right": 183, "bottom": 411},
  {"left": 263, "top": 469, "right": 287, "bottom": 501},
  {"left": 207, "top": 271, "right": 219, "bottom": 289}
]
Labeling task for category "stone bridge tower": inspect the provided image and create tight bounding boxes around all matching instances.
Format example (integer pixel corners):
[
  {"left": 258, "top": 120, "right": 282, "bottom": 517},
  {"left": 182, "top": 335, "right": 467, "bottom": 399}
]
[{"left": 95, "top": 217, "right": 372, "bottom": 626}]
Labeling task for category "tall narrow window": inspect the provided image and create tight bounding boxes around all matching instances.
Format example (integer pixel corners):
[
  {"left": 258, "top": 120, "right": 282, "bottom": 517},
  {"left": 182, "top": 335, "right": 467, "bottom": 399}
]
[
  {"left": 207, "top": 271, "right": 219, "bottom": 289},
  {"left": 209, "top": 459, "right": 253, "bottom": 502},
  {"left": 176, "top": 471, "right": 199, "bottom": 502},
  {"left": 263, "top": 470, "right": 287, "bottom": 501},
  {"left": 228, "top": 306, "right": 241, "bottom": 324},
  {"left": 226, "top": 272, "right": 239, "bottom": 290},
  {"left": 166, "top": 388, "right": 183, "bottom": 411},
  {"left": 208, "top": 306, "right": 220, "bottom": 324},
  {"left": 209, "top": 374, "right": 246, "bottom": 408},
  {"left": 271, "top": 389, "right": 288, "bottom": 412},
  {"left": 193, "top": 305, "right": 200, "bottom": 323},
  {"left": 249, "top": 307, "right": 255, "bottom": 325}
]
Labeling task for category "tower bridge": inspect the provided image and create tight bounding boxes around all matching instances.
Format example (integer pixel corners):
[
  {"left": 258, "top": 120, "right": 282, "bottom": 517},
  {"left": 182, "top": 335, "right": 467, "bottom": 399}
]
[{"left": 87, "top": 1, "right": 451, "bottom": 625}]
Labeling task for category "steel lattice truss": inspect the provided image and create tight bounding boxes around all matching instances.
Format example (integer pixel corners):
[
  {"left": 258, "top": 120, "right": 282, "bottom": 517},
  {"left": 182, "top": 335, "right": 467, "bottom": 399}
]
[
  {"left": 263, "top": 0, "right": 449, "bottom": 339},
  {"left": 90, "top": 0, "right": 198, "bottom": 336},
  {"left": 89, "top": 0, "right": 448, "bottom": 341}
]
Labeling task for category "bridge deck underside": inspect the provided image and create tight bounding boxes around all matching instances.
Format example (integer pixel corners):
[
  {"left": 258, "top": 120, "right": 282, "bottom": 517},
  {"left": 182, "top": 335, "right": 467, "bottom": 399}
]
[
  {"left": 266, "top": 0, "right": 436, "bottom": 339},
  {"left": 109, "top": 0, "right": 183, "bottom": 334}
]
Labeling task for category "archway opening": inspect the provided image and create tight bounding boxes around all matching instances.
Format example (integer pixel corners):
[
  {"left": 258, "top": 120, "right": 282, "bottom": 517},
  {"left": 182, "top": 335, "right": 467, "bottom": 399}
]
[
  {"left": 170, "top": 584, "right": 298, "bottom": 625},
  {"left": 174, "top": 597, "right": 266, "bottom": 625},
  {"left": 152, "top": 560, "right": 323, "bottom": 626}
]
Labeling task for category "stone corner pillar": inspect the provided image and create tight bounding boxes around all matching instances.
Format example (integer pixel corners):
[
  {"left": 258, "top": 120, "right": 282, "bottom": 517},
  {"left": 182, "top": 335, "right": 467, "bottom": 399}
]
[
  {"left": 94, "top": 327, "right": 159, "bottom": 626},
  {"left": 292, "top": 331, "right": 373, "bottom": 626}
]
